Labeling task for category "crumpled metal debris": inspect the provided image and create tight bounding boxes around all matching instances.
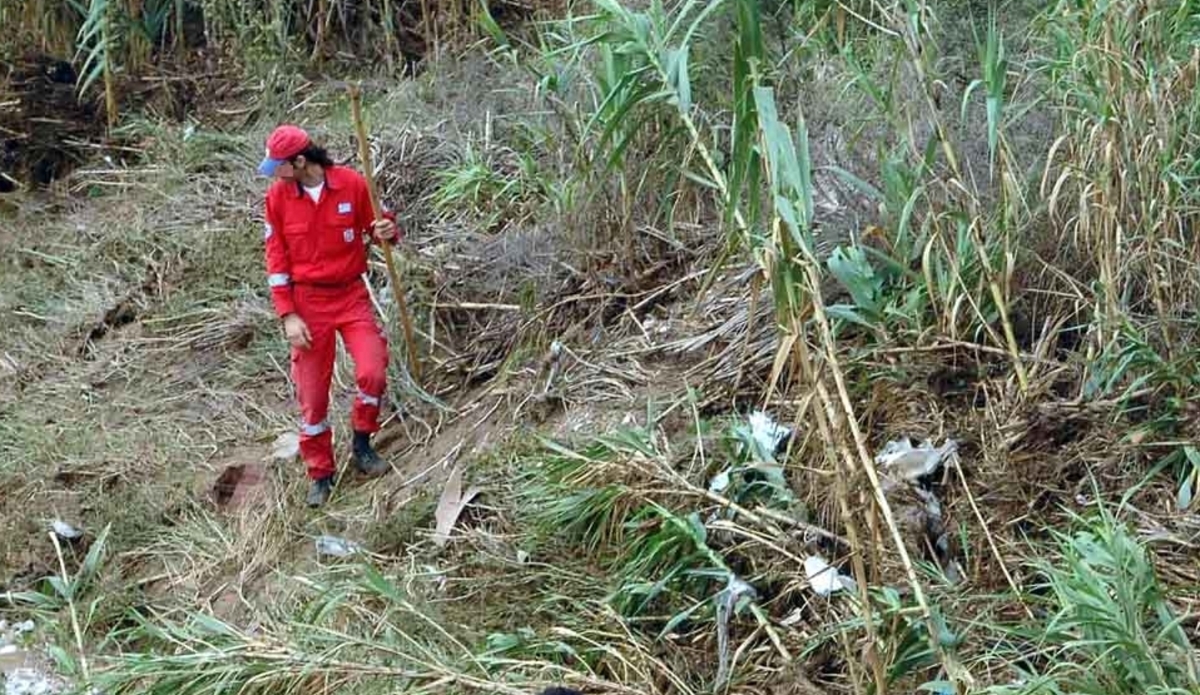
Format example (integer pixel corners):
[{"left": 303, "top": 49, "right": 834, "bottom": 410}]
[
  {"left": 714, "top": 575, "right": 757, "bottom": 691},
  {"left": 803, "top": 555, "right": 857, "bottom": 597},
  {"left": 711, "top": 410, "right": 793, "bottom": 495},
  {"left": 875, "top": 437, "right": 957, "bottom": 481},
  {"left": 4, "top": 667, "right": 64, "bottom": 695},
  {"left": 877, "top": 436, "right": 964, "bottom": 585},
  {"left": 314, "top": 535, "right": 363, "bottom": 558},
  {"left": 49, "top": 521, "right": 82, "bottom": 541}
]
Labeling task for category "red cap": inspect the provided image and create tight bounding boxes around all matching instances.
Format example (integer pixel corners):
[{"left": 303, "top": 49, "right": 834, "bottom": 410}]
[{"left": 258, "top": 125, "right": 311, "bottom": 176}]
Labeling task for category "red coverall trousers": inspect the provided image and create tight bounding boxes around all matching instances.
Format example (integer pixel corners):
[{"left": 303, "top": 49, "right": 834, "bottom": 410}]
[{"left": 292, "top": 280, "right": 388, "bottom": 480}]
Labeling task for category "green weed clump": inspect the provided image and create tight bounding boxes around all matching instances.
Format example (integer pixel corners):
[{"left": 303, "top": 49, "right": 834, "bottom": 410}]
[{"left": 986, "top": 509, "right": 1199, "bottom": 695}]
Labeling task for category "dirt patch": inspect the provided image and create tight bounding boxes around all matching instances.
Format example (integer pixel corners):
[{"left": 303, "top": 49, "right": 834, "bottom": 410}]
[
  {"left": 211, "top": 462, "right": 270, "bottom": 511},
  {"left": 1, "top": 54, "right": 100, "bottom": 188}
]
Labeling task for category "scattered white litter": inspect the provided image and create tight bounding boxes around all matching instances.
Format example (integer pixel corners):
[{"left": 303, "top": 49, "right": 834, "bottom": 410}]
[
  {"left": 270, "top": 432, "right": 301, "bottom": 461},
  {"left": 1, "top": 620, "right": 65, "bottom": 695},
  {"left": 314, "top": 535, "right": 363, "bottom": 558},
  {"left": 803, "top": 555, "right": 857, "bottom": 597},
  {"left": 875, "top": 437, "right": 957, "bottom": 481},
  {"left": 4, "top": 667, "right": 64, "bottom": 695},
  {"left": 49, "top": 521, "right": 82, "bottom": 540}
]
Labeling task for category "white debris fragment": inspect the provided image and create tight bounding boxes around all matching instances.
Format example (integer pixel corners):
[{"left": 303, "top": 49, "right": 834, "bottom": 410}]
[
  {"left": 748, "top": 411, "right": 790, "bottom": 459},
  {"left": 875, "top": 437, "right": 957, "bottom": 481},
  {"left": 49, "top": 521, "right": 82, "bottom": 540},
  {"left": 314, "top": 535, "right": 363, "bottom": 558},
  {"left": 11, "top": 622, "right": 33, "bottom": 638},
  {"left": 803, "top": 555, "right": 857, "bottom": 597},
  {"left": 715, "top": 575, "right": 757, "bottom": 691},
  {"left": 270, "top": 432, "right": 300, "bottom": 461},
  {"left": 708, "top": 468, "right": 731, "bottom": 494},
  {"left": 780, "top": 608, "right": 804, "bottom": 627}
]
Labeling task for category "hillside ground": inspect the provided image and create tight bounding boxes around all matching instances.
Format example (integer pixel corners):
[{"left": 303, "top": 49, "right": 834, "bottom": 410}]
[{"left": 2, "top": 2, "right": 1200, "bottom": 694}]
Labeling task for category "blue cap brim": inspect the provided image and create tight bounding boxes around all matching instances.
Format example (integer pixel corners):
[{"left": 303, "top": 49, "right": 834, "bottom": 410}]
[{"left": 258, "top": 157, "right": 285, "bottom": 177}]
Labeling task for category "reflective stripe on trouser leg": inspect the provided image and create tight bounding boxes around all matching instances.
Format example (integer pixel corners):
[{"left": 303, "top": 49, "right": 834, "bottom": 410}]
[
  {"left": 292, "top": 299, "right": 337, "bottom": 481},
  {"left": 340, "top": 285, "right": 389, "bottom": 435},
  {"left": 302, "top": 420, "right": 330, "bottom": 436}
]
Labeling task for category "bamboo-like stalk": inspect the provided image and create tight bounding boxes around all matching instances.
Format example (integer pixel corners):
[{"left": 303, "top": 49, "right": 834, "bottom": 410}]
[
  {"left": 789, "top": 318, "right": 884, "bottom": 695},
  {"left": 312, "top": 0, "right": 327, "bottom": 63},
  {"left": 348, "top": 84, "right": 423, "bottom": 384}
]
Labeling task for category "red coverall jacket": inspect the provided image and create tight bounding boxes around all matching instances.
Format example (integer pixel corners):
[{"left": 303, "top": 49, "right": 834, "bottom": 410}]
[{"left": 263, "top": 165, "right": 396, "bottom": 316}]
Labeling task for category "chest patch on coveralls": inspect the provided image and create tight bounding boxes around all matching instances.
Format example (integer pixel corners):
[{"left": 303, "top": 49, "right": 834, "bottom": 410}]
[{"left": 338, "top": 202, "right": 352, "bottom": 214}]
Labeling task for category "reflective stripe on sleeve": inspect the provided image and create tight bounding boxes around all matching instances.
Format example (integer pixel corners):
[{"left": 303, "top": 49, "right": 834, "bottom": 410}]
[{"left": 268, "top": 273, "right": 291, "bottom": 287}]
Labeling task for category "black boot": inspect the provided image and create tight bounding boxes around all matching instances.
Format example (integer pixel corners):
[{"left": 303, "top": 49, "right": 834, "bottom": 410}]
[
  {"left": 307, "top": 476, "right": 334, "bottom": 508},
  {"left": 352, "top": 431, "right": 389, "bottom": 478}
]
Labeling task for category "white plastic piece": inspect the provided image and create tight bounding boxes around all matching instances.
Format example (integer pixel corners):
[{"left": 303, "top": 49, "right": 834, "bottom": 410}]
[
  {"left": 875, "top": 437, "right": 957, "bottom": 481},
  {"left": 270, "top": 432, "right": 300, "bottom": 461},
  {"left": 715, "top": 575, "right": 758, "bottom": 691},
  {"left": 804, "top": 555, "right": 857, "bottom": 597}
]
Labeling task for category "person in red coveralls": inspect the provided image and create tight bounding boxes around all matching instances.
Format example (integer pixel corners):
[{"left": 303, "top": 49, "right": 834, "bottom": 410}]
[{"left": 258, "top": 124, "right": 401, "bottom": 508}]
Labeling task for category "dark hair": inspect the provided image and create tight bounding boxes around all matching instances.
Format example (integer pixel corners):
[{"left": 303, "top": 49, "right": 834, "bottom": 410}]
[
  {"left": 291, "top": 144, "right": 335, "bottom": 168},
  {"left": 538, "top": 689, "right": 583, "bottom": 695}
]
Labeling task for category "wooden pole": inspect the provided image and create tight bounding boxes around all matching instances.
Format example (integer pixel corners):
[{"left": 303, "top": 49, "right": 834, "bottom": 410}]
[{"left": 347, "top": 83, "right": 422, "bottom": 383}]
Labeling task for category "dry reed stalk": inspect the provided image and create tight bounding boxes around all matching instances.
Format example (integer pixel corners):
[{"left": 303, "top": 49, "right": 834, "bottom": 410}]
[
  {"left": 788, "top": 319, "right": 882, "bottom": 695},
  {"left": 798, "top": 256, "right": 974, "bottom": 689}
]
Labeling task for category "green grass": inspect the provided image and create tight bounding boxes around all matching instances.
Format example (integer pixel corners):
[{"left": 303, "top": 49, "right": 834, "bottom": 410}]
[{"left": 984, "top": 507, "right": 1199, "bottom": 695}]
